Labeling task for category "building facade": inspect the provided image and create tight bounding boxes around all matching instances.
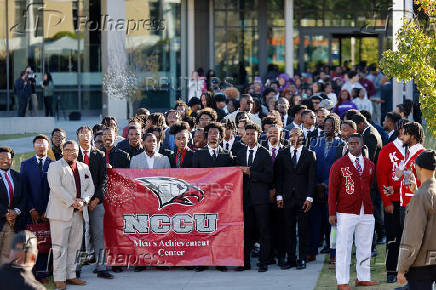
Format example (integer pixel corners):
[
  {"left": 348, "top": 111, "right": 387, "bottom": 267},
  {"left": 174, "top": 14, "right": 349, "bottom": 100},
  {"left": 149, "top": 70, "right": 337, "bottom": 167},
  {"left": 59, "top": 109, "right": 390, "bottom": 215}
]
[{"left": 0, "top": 0, "right": 392, "bottom": 119}]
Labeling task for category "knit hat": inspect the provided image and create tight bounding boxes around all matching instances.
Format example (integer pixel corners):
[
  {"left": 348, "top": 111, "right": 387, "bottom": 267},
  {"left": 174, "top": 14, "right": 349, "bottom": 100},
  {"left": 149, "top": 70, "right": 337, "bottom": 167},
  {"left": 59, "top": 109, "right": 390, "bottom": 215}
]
[
  {"left": 319, "top": 99, "right": 334, "bottom": 110},
  {"left": 416, "top": 150, "right": 436, "bottom": 171}
]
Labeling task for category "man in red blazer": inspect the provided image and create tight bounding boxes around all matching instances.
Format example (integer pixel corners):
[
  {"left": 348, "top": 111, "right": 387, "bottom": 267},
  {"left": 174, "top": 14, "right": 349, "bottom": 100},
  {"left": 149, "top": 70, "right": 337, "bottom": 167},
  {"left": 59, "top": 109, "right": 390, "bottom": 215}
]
[{"left": 329, "top": 134, "right": 378, "bottom": 290}]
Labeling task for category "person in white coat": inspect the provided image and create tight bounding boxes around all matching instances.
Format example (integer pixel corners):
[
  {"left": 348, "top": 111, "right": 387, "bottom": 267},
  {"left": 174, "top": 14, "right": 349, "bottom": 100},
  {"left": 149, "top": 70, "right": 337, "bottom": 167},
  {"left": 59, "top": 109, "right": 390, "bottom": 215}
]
[{"left": 46, "top": 140, "right": 94, "bottom": 290}]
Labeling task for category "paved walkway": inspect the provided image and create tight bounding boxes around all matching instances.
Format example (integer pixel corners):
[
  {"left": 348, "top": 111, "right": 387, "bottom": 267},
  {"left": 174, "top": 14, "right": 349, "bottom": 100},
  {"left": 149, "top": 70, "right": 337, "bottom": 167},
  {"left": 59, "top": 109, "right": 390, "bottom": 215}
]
[
  {"left": 0, "top": 117, "right": 128, "bottom": 154},
  {"left": 73, "top": 255, "right": 325, "bottom": 290}
]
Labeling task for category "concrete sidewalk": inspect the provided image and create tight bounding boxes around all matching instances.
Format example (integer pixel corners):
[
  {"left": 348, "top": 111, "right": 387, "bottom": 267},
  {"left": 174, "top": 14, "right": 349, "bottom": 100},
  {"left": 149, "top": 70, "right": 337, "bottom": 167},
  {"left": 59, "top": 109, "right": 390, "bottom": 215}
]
[
  {"left": 0, "top": 117, "right": 128, "bottom": 154},
  {"left": 71, "top": 255, "right": 325, "bottom": 290}
]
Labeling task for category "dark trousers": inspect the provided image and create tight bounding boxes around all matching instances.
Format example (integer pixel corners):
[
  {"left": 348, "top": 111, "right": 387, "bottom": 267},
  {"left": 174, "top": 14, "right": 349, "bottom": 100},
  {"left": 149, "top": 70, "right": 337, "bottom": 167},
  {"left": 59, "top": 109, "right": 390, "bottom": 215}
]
[
  {"left": 43, "top": 96, "right": 53, "bottom": 117},
  {"left": 17, "top": 96, "right": 29, "bottom": 117},
  {"left": 281, "top": 204, "right": 309, "bottom": 262},
  {"left": 33, "top": 253, "right": 50, "bottom": 280},
  {"left": 244, "top": 203, "right": 271, "bottom": 267},
  {"left": 371, "top": 185, "right": 385, "bottom": 238},
  {"left": 385, "top": 201, "right": 402, "bottom": 274},
  {"left": 307, "top": 202, "right": 324, "bottom": 256},
  {"left": 408, "top": 279, "right": 436, "bottom": 290},
  {"left": 269, "top": 203, "right": 284, "bottom": 259}
]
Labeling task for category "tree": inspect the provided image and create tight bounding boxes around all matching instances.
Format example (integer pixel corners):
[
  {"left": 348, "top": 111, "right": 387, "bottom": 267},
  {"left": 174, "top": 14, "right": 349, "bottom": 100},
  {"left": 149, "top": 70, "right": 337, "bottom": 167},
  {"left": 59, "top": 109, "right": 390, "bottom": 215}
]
[{"left": 379, "top": 0, "right": 436, "bottom": 137}]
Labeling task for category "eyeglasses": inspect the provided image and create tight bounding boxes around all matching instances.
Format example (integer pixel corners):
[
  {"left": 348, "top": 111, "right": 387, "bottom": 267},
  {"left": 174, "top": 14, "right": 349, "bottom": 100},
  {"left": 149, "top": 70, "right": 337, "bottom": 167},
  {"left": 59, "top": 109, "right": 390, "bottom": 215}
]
[
  {"left": 199, "top": 118, "right": 211, "bottom": 122},
  {"left": 78, "top": 134, "right": 91, "bottom": 138},
  {"left": 52, "top": 135, "right": 65, "bottom": 140},
  {"left": 63, "top": 149, "right": 78, "bottom": 153}
]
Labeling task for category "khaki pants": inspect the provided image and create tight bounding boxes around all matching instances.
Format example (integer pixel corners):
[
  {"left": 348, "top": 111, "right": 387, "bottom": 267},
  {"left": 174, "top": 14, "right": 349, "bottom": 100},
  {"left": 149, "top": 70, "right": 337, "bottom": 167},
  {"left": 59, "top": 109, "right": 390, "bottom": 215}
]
[
  {"left": 50, "top": 211, "right": 83, "bottom": 282},
  {"left": 0, "top": 223, "right": 14, "bottom": 264}
]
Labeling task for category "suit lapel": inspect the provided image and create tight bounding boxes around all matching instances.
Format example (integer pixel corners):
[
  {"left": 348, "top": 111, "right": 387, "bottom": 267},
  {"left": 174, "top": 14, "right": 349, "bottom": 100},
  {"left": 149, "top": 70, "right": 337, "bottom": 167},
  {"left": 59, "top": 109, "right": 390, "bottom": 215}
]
[{"left": 0, "top": 175, "right": 8, "bottom": 205}]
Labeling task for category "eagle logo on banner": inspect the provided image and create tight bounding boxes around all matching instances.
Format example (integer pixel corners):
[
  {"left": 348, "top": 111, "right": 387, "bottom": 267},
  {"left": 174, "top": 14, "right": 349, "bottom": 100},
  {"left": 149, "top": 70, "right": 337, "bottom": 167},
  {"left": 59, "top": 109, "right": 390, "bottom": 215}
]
[{"left": 136, "top": 177, "right": 204, "bottom": 209}]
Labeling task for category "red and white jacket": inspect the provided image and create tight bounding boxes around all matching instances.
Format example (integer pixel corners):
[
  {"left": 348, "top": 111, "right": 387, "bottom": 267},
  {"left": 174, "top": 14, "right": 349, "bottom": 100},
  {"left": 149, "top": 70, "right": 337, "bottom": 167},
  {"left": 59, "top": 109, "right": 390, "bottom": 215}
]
[
  {"left": 376, "top": 138, "right": 405, "bottom": 208},
  {"left": 329, "top": 154, "right": 375, "bottom": 216},
  {"left": 400, "top": 143, "right": 425, "bottom": 207}
]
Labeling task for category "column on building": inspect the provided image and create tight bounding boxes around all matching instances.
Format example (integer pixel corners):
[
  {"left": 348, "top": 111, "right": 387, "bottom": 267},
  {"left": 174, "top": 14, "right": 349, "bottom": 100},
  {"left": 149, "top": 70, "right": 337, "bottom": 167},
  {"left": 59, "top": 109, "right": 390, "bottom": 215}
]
[{"left": 284, "top": 0, "right": 294, "bottom": 77}]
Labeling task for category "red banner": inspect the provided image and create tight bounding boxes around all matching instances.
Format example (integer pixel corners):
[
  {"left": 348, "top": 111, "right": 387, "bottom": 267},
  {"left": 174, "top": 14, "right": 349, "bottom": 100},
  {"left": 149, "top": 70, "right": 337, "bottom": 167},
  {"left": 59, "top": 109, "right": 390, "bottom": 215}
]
[{"left": 104, "top": 167, "right": 244, "bottom": 266}]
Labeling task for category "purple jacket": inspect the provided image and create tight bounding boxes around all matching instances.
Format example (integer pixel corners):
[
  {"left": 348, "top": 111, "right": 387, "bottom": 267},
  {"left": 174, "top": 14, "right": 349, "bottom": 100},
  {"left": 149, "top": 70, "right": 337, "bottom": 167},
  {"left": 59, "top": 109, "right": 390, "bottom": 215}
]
[{"left": 334, "top": 101, "right": 358, "bottom": 118}]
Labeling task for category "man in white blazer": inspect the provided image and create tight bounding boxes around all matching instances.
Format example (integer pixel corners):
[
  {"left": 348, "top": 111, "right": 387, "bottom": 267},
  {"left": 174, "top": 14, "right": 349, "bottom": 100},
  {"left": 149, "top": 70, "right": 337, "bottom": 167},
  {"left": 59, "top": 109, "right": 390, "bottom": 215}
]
[
  {"left": 47, "top": 140, "right": 94, "bottom": 290},
  {"left": 130, "top": 133, "right": 170, "bottom": 169}
]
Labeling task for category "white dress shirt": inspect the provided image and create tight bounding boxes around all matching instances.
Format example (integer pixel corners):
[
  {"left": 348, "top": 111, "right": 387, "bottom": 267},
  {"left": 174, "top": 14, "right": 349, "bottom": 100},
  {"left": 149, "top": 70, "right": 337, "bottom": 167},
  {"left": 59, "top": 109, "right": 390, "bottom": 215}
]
[
  {"left": 222, "top": 138, "right": 235, "bottom": 152},
  {"left": 246, "top": 144, "right": 259, "bottom": 165},
  {"left": 208, "top": 145, "right": 218, "bottom": 158},
  {"left": 268, "top": 142, "right": 280, "bottom": 155},
  {"left": 348, "top": 152, "right": 364, "bottom": 172},
  {"left": 0, "top": 169, "right": 21, "bottom": 215},
  {"left": 145, "top": 153, "right": 155, "bottom": 168},
  {"left": 276, "top": 146, "right": 313, "bottom": 203},
  {"left": 80, "top": 146, "right": 91, "bottom": 159},
  {"left": 282, "top": 114, "right": 289, "bottom": 126},
  {"left": 35, "top": 155, "right": 48, "bottom": 166},
  {"left": 303, "top": 126, "right": 315, "bottom": 139}
]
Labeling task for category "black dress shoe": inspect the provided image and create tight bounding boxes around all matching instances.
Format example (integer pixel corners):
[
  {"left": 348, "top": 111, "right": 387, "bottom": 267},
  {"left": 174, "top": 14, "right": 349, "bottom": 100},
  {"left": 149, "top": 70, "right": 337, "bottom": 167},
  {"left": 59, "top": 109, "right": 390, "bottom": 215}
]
[
  {"left": 258, "top": 264, "right": 268, "bottom": 272},
  {"left": 134, "top": 266, "right": 147, "bottom": 272},
  {"left": 296, "top": 260, "right": 306, "bottom": 270},
  {"left": 216, "top": 266, "right": 227, "bottom": 272},
  {"left": 194, "top": 266, "right": 207, "bottom": 272},
  {"left": 235, "top": 265, "right": 250, "bottom": 271},
  {"left": 112, "top": 266, "right": 123, "bottom": 273},
  {"left": 97, "top": 270, "right": 114, "bottom": 279},
  {"left": 320, "top": 247, "right": 330, "bottom": 254},
  {"left": 377, "top": 236, "right": 387, "bottom": 244},
  {"left": 387, "top": 273, "right": 398, "bottom": 283}
]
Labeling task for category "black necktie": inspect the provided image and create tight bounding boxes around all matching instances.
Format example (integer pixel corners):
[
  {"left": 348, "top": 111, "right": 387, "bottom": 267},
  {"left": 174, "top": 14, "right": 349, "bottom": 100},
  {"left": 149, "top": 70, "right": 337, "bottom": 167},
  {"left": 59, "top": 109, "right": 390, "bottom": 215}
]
[
  {"left": 248, "top": 149, "right": 254, "bottom": 167},
  {"left": 212, "top": 150, "right": 217, "bottom": 161},
  {"left": 226, "top": 143, "right": 229, "bottom": 151},
  {"left": 176, "top": 151, "right": 181, "bottom": 168},
  {"left": 291, "top": 149, "right": 297, "bottom": 168},
  {"left": 38, "top": 158, "right": 43, "bottom": 171}
]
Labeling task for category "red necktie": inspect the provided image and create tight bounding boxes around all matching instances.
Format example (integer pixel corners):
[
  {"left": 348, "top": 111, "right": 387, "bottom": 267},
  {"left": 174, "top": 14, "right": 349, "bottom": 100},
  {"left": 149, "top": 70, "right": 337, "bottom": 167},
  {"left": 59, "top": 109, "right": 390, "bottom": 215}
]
[
  {"left": 83, "top": 150, "right": 89, "bottom": 165},
  {"left": 4, "top": 172, "right": 14, "bottom": 208},
  {"left": 272, "top": 148, "right": 277, "bottom": 162},
  {"left": 106, "top": 149, "right": 110, "bottom": 164}
]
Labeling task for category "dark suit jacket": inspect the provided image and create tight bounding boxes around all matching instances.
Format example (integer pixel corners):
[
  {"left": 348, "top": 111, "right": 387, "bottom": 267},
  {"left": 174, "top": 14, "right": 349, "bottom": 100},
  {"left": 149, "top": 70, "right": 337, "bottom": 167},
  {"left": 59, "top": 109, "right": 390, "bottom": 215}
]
[
  {"left": 78, "top": 148, "right": 107, "bottom": 203},
  {"left": 116, "top": 139, "right": 144, "bottom": 158},
  {"left": 170, "top": 148, "right": 194, "bottom": 168},
  {"left": 221, "top": 140, "right": 246, "bottom": 157},
  {"left": 192, "top": 146, "right": 234, "bottom": 168},
  {"left": 236, "top": 146, "right": 273, "bottom": 206},
  {"left": 159, "top": 147, "right": 173, "bottom": 158},
  {"left": 0, "top": 169, "right": 25, "bottom": 232},
  {"left": 387, "top": 131, "right": 398, "bottom": 144},
  {"left": 305, "top": 129, "right": 319, "bottom": 147},
  {"left": 363, "top": 125, "right": 382, "bottom": 164},
  {"left": 107, "top": 147, "right": 130, "bottom": 168},
  {"left": 20, "top": 156, "right": 52, "bottom": 215},
  {"left": 274, "top": 146, "right": 317, "bottom": 208}
]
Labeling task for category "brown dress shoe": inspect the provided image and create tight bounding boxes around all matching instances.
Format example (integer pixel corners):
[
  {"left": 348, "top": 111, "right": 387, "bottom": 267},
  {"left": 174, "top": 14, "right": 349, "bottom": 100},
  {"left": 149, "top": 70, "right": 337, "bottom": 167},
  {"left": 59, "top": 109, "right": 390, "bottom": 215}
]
[
  {"left": 306, "top": 255, "right": 316, "bottom": 262},
  {"left": 355, "top": 279, "right": 379, "bottom": 287},
  {"left": 54, "top": 281, "right": 67, "bottom": 290},
  {"left": 337, "top": 284, "right": 351, "bottom": 290},
  {"left": 66, "top": 277, "right": 87, "bottom": 285}
]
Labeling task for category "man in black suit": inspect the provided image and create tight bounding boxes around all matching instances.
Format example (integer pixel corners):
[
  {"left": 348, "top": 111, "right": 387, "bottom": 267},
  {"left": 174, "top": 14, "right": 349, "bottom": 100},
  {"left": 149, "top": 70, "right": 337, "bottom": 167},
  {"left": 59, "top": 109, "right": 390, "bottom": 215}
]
[
  {"left": 265, "top": 125, "right": 285, "bottom": 265},
  {"left": 0, "top": 146, "right": 25, "bottom": 264},
  {"left": 274, "top": 127, "right": 316, "bottom": 270},
  {"left": 192, "top": 123, "right": 234, "bottom": 168},
  {"left": 76, "top": 126, "right": 113, "bottom": 279},
  {"left": 301, "top": 110, "right": 317, "bottom": 147},
  {"left": 352, "top": 113, "right": 386, "bottom": 247},
  {"left": 235, "top": 122, "right": 273, "bottom": 272},
  {"left": 220, "top": 119, "right": 245, "bottom": 156},
  {"left": 169, "top": 122, "right": 194, "bottom": 168},
  {"left": 116, "top": 126, "right": 144, "bottom": 158},
  {"left": 192, "top": 122, "right": 233, "bottom": 272},
  {"left": 383, "top": 112, "right": 401, "bottom": 144},
  {"left": 277, "top": 98, "right": 292, "bottom": 127},
  {"left": 102, "top": 127, "right": 130, "bottom": 169}
]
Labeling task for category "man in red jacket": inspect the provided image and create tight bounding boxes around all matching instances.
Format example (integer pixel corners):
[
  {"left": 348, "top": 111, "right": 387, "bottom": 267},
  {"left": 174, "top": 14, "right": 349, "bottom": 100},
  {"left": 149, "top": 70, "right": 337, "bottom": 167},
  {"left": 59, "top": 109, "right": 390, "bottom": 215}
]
[
  {"left": 396, "top": 122, "right": 425, "bottom": 218},
  {"left": 329, "top": 134, "right": 378, "bottom": 290},
  {"left": 376, "top": 119, "right": 407, "bottom": 283}
]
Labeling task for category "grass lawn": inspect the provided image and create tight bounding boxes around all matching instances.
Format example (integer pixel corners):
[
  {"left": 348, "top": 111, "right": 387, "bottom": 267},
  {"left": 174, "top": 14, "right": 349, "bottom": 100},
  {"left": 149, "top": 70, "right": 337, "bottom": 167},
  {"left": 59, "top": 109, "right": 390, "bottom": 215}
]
[
  {"left": 315, "top": 243, "right": 403, "bottom": 289},
  {"left": 11, "top": 152, "right": 34, "bottom": 172},
  {"left": 0, "top": 133, "right": 45, "bottom": 141}
]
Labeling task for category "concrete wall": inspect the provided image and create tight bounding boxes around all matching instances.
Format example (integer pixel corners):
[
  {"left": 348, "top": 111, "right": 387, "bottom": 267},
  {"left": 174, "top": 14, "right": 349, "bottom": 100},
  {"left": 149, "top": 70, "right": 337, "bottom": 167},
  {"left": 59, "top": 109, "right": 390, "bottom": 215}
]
[{"left": 0, "top": 117, "right": 55, "bottom": 134}]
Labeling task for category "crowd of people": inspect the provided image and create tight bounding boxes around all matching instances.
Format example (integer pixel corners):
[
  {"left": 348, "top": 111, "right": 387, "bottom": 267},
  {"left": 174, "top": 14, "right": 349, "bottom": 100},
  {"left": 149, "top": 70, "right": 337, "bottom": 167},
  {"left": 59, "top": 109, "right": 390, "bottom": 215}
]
[{"left": 1, "top": 62, "right": 435, "bottom": 290}]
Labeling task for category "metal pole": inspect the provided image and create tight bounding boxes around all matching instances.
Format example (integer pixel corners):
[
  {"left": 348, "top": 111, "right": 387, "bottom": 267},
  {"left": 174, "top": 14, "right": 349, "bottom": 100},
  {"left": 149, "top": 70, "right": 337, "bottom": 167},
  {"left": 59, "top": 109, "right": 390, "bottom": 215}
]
[
  {"left": 6, "top": 0, "right": 10, "bottom": 111},
  {"left": 284, "top": 0, "right": 294, "bottom": 76}
]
